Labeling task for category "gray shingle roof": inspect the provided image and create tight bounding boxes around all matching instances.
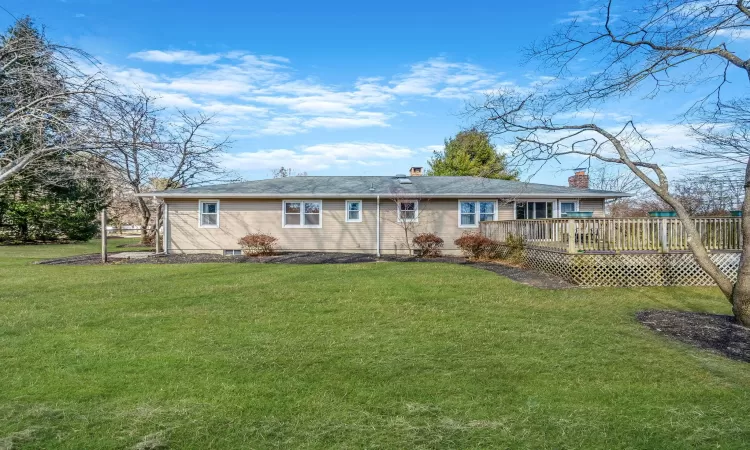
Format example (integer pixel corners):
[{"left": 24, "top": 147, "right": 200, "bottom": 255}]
[{"left": 142, "top": 176, "right": 629, "bottom": 198}]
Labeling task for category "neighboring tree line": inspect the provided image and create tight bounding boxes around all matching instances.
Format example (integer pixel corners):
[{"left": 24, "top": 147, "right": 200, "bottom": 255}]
[{"left": 0, "top": 18, "right": 233, "bottom": 244}]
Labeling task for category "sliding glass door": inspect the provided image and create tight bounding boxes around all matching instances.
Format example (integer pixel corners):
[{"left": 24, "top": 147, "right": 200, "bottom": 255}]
[{"left": 515, "top": 202, "right": 554, "bottom": 219}]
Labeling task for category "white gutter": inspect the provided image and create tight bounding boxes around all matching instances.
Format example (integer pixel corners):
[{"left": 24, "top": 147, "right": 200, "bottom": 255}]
[{"left": 376, "top": 195, "right": 381, "bottom": 257}]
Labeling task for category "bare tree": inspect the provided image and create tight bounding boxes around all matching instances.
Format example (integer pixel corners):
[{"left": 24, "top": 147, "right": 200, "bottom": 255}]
[
  {"left": 98, "top": 91, "right": 235, "bottom": 244},
  {"left": 0, "top": 17, "right": 111, "bottom": 185},
  {"left": 384, "top": 188, "right": 434, "bottom": 255},
  {"left": 587, "top": 166, "right": 643, "bottom": 215},
  {"left": 149, "top": 111, "right": 237, "bottom": 242},
  {"left": 271, "top": 166, "right": 307, "bottom": 178},
  {"left": 470, "top": 0, "right": 750, "bottom": 324}
]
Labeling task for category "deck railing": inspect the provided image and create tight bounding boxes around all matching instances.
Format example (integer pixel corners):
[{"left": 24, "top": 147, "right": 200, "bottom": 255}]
[{"left": 479, "top": 217, "right": 742, "bottom": 254}]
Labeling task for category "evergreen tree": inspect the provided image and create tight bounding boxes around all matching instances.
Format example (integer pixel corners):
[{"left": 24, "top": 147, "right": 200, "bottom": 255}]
[
  {"left": 427, "top": 129, "right": 518, "bottom": 180},
  {"left": 0, "top": 155, "right": 109, "bottom": 242}
]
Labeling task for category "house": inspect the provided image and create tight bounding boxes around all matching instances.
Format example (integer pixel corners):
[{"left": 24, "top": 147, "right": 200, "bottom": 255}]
[{"left": 140, "top": 168, "right": 628, "bottom": 256}]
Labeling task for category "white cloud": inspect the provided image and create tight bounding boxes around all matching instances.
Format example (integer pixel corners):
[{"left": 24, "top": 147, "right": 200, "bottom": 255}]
[
  {"left": 222, "top": 142, "right": 414, "bottom": 171},
  {"left": 717, "top": 28, "right": 750, "bottom": 40},
  {"left": 303, "top": 112, "right": 389, "bottom": 129},
  {"left": 129, "top": 50, "right": 221, "bottom": 65},
  {"left": 104, "top": 51, "right": 516, "bottom": 136},
  {"left": 557, "top": 8, "right": 603, "bottom": 24},
  {"left": 421, "top": 144, "right": 443, "bottom": 153},
  {"left": 390, "top": 57, "right": 510, "bottom": 99}
]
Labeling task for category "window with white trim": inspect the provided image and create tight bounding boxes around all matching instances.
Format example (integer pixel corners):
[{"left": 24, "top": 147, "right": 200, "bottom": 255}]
[
  {"left": 199, "top": 200, "right": 219, "bottom": 228},
  {"left": 459, "top": 200, "right": 497, "bottom": 227},
  {"left": 397, "top": 200, "right": 418, "bottom": 222},
  {"left": 346, "top": 200, "right": 362, "bottom": 222},
  {"left": 559, "top": 201, "right": 577, "bottom": 217},
  {"left": 283, "top": 200, "right": 322, "bottom": 227}
]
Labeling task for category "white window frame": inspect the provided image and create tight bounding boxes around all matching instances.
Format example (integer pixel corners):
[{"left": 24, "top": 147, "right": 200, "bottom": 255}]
[
  {"left": 282, "top": 200, "right": 323, "bottom": 228},
  {"left": 345, "top": 200, "right": 363, "bottom": 223},
  {"left": 397, "top": 200, "right": 419, "bottom": 223},
  {"left": 458, "top": 199, "right": 498, "bottom": 228},
  {"left": 559, "top": 200, "right": 579, "bottom": 217},
  {"left": 198, "top": 199, "right": 220, "bottom": 228}
]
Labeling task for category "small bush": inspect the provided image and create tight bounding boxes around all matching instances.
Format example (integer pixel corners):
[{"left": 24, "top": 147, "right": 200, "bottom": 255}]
[
  {"left": 503, "top": 233, "right": 526, "bottom": 264},
  {"left": 412, "top": 232, "right": 444, "bottom": 257},
  {"left": 454, "top": 232, "right": 499, "bottom": 259},
  {"left": 238, "top": 232, "right": 278, "bottom": 256}
]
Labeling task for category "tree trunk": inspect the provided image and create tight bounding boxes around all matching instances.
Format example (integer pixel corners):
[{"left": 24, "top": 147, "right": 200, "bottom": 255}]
[
  {"left": 136, "top": 196, "right": 151, "bottom": 245},
  {"left": 140, "top": 216, "right": 150, "bottom": 244},
  {"left": 731, "top": 163, "right": 750, "bottom": 325},
  {"left": 732, "top": 272, "right": 750, "bottom": 326}
]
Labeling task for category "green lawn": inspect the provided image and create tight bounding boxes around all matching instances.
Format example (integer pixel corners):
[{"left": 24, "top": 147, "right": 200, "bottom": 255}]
[{"left": 1, "top": 241, "right": 749, "bottom": 449}]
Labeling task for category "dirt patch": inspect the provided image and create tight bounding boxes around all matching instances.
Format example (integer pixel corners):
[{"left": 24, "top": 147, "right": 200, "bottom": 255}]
[
  {"left": 35, "top": 252, "right": 575, "bottom": 289},
  {"left": 470, "top": 262, "right": 576, "bottom": 290},
  {"left": 637, "top": 310, "right": 750, "bottom": 363}
]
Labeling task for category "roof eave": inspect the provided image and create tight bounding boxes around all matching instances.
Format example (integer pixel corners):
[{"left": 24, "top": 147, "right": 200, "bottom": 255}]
[{"left": 137, "top": 192, "right": 631, "bottom": 199}]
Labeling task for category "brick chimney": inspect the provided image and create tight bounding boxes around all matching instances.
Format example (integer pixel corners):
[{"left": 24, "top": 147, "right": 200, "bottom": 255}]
[
  {"left": 409, "top": 166, "right": 423, "bottom": 177},
  {"left": 568, "top": 169, "right": 589, "bottom": 189}
]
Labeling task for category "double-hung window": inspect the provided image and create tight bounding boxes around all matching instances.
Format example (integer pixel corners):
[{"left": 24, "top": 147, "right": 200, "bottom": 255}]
[
  {"left": 398, "top": 200, "right": 418, "bottom": 222},
  {"left": 459, "top": 200, "right": 497, "bottom": 227},
  {"left": 199, "top": 200, "right": 219, "bottom": 228},
  {"left": 346, "top": 200, "right": 362, "bottom": 222},
  {"left": 283, "top": 200, "right": 322, "bottom": 228}
]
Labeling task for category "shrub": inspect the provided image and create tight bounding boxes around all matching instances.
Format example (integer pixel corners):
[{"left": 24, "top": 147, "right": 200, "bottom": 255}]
[
  {"left": 412, "top": 232, "right": 444, "bottom": 257},
  {"left": 454, "top": 232, "right": 499, "bottom": 259},
  {"left": 238, "top": 232, "right": 278, "bottom": 256},
  {"left": 503, "top": 233, "right": 526, "bottom": 264}
]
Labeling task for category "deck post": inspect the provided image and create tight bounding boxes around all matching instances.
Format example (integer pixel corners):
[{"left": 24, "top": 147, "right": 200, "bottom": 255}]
[
  {"left": 101, "top": 209, "right": 108, "bottom": 263},
  {"left": 659, "top": 218, "right": 669, "bottom": 253},
  {"left": 567, "top": 219, "right": 576, "bottom": 254}
]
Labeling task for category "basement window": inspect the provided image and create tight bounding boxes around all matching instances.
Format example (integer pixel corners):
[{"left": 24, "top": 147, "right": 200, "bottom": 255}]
[{"left": 224, "top": 249, "right": 242, "bottom": 256}]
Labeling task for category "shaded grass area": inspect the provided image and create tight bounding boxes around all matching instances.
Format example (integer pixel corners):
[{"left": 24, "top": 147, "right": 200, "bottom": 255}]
[{"left": 1, "top": 241, "right": 750, "bottom": 448}]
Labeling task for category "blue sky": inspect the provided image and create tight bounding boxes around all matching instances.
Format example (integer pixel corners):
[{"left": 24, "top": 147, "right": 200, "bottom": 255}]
[{"left": 5, "top": 1, "right": 748, "bottom": 184}]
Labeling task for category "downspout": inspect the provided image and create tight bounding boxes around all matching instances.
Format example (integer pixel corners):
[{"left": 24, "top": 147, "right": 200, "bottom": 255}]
[
  {"left": 376, "top": 195, "right": 381, "bottom": 257},
  {"left": 152, "top": 196, "right": 159, "bottom": 255},
  {"left": 164, "top": 201, "right": 170, "bottom": 255}
]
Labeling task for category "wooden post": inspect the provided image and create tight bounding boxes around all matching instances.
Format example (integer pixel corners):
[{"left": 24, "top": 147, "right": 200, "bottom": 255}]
[
  {"left": 154, "top": 221, "right": 160, "bottom": 254},
  {"left": 101, "top": 209, "right": 108, "bottom": 263},
  {"left": 567, "top": 219, "right": 576, "bottom": 254},
  {"left": 659, "top": 218, "right": 669, "bottom": 253}
]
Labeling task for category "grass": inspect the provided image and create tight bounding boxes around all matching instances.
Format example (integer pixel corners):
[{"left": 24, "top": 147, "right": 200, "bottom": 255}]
[{"left": 1, "top": 240, "right": 749, "bottom": 448}]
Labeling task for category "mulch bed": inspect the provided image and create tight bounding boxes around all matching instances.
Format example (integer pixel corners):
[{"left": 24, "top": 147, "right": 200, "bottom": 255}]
[
  {"left": 637, "top": 310, "right": 750, "bottom": 363},
  {"left": 35, "top": 252, "right": 576, "bottom": 290}
]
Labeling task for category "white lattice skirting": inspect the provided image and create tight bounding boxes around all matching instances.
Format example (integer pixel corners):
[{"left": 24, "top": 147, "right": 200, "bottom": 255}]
[{"left": 495, "top": 246, "right": 740, "bottom": 287}]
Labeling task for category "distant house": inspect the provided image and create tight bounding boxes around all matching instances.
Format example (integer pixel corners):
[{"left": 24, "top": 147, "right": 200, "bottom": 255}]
[{"left": 140, "top": 167, "right": 628, "bottom": 255}]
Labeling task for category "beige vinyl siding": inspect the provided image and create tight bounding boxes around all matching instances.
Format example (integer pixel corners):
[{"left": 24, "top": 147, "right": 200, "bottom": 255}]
[
  {"left": 168, "top": 198, "right": 377, "bottom": 254},
  {"left": 579, "top": 198, "right": 605, "bottom": 217},
  {"left": 165, "top": 196, "right": 610, "bottom": 254},
  {"left": 497, "top": 201, "right": 515, "bottom": 220}
]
